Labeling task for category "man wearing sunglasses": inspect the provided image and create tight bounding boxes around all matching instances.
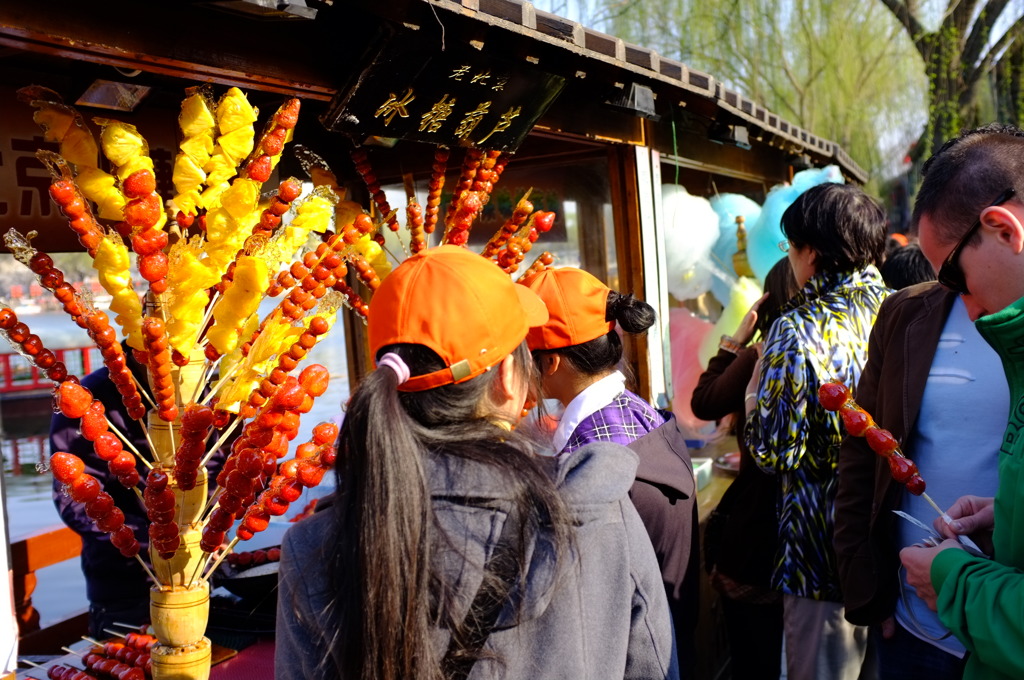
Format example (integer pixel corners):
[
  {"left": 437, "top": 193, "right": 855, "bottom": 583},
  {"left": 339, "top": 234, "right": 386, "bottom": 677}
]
[{"left": 901, "top": 123, "right": 1024, "bottom": 680}]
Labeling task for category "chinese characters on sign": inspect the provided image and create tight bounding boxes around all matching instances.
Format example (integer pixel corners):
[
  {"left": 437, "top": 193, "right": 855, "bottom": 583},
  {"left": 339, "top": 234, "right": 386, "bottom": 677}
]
[
  {"left": 371, "top": 66, "right": 525, "bottom": 146},
  {"left": 323, "top": 42, "right": 565, "bottom": 152}
]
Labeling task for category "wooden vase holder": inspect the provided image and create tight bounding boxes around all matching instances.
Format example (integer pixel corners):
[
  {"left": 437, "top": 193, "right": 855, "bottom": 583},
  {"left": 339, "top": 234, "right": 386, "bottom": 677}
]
[{"left": 146, "top": 332, "right": 215, "bottom": 680}]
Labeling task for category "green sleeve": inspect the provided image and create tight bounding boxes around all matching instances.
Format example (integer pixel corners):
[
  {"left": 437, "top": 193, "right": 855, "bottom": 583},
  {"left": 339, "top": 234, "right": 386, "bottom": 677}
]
[{"left": 932, "top": 548, "right": 1024, "bottom": 678}]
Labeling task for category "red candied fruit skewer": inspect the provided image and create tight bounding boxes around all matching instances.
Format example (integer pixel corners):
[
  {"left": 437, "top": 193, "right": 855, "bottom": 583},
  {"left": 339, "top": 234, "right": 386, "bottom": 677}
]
[
  {"left": 124, "top": 169, "right": 169, "bottom": 296},
  {"left": 424, "top": 146, "right": 450, "bottom": 235},
  {"left": 445, "top": 148, "right": 483, "bottom": 226},
  {"left": 818, "top": 381, "right": 926, "bottom": 495},
  {"left": 141, "top": 317, "right": 177, "bottom": 422},
  {"left": 56, "top": 380, "right": 141, "bottom": 488},
  {"left": 351, "top": 148, "right": 398, "bottom": 235},
  {"left": 243, "top": 99, "right": 300, "bottom": 184},
  {"left": 0, "top": 306, "right": 68, "bottom": 381},
  {"left": 51, "top": 451, "right": 139, "bottom": 557},
  {"left": 482, "top": 194, "right": 533, "bottom": 259},
  {"left": 143, "top": 467, "right": 179, "bottom": 560},
  {"left": 173, "top": 402, "right": 214, "bottom": 491}
]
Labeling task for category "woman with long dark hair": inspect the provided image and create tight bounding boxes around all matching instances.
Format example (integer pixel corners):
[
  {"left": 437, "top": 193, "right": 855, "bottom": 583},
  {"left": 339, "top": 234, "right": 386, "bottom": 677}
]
[
  {"left": 275, "top": 246, "right": 678, "bottom": 680},
  {"left": 519, "top": 266, "right": 698, "bottom": 679}
]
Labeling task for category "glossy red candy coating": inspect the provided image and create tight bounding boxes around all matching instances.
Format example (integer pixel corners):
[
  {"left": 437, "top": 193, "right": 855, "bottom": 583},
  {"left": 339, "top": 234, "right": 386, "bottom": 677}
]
[
  {"left": 839, "top": 404, "right": 873, "bottom": 437},
  {"left": 905, "top": 473, "right": 926, "bottom": 496},
  {"left": 865, "top": 427, "right": 900, "bottom": 457},
  {"left": 888, "top": 455, "right": 919, "bottom": 484},
  {"left": 51, "top": 451, "right": 85, "bottom": 484},
  {"left": 817, "top": 382, "right": 850, "bottom": 412}
]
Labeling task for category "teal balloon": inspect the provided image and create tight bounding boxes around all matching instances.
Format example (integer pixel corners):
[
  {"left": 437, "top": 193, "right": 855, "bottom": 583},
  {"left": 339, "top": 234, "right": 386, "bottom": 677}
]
[
  {"left": 747, "top": 165, "right": 845, "bottom": 281},
  {"left": 708, "top": 194, "right": 762, "bottom": 306}
]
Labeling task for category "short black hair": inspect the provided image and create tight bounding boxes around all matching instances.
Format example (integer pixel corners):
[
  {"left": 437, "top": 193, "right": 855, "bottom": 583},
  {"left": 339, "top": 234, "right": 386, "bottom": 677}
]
[
  {"left": 879, "top": 243, "right": 935, "bottom": 290},
  {"left": 781, "top": 183, "right": 887, "bottom": 273},
  {"left": 912, "top": 123, "right": 1024, "bottom": 244}
]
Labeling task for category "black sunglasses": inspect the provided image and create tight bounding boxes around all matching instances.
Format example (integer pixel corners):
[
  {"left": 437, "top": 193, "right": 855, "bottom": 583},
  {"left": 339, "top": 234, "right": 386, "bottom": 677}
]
[{"left": 937, "top": 188, "right": 1016, "bottom": 295}]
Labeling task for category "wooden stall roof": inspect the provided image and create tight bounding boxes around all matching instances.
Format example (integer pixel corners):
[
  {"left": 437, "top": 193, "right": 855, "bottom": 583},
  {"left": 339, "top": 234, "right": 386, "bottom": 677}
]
[
  {"left": 0, "top": 0, "right": 865, "bottom": 183},
  {"left": 367, "top": 0, "right": 867, "bottom": 183}
]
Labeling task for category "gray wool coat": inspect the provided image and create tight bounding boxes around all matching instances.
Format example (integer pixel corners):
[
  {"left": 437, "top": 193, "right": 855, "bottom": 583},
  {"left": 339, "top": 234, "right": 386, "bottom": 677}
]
[{"left": 274, "top": 442, "right": 680, "bottom": 679}]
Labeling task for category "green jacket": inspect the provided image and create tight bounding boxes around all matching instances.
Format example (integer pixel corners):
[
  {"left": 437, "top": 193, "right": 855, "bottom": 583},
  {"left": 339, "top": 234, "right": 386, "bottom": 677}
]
[{"left": 932, "top": 294, "right": 1024, "bottom": 679}]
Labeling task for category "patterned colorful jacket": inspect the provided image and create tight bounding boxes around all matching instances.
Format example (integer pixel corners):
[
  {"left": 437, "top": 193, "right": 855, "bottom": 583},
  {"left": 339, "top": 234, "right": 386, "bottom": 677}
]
[{"left": 745, "top": 266, "right": 889, "bottom": 601}]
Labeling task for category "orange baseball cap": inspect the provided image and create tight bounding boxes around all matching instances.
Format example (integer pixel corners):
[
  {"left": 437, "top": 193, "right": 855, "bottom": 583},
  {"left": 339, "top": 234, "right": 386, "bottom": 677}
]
[
  {"left": 368, "top": 245, "right": 549, "bottom": 392},
  {"left": 519, "top": 267, "right": 614, "bottom": 351}
]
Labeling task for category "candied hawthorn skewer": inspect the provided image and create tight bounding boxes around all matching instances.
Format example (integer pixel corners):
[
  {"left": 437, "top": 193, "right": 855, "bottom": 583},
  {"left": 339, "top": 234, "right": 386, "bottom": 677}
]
[
  {"left": 482, "top": 192, "right": 533, "bottom": 259},
  {"left": 497, "top": 211, "right": 556, "bottom": 274},
  {"left": 37, "top": 151, "right": 106, "bottom": 256},
  {"left": 242, "top": 98, "right": 300, "bottom": 184},
  {"left": 173, "top": 403, "right": 214, "bottom": 491},
  {"left": 142, "top": 317, "right": 177, "bottom": 422},
  {"left": 56, "top": 380, "right": 142, "bottom": 488},
  {"left": 424, "top": 146, "right": 450, "bottom": 235},
  {"left": 443, "top": 190, "right": 483, "bottom": 247},
  {"left": 143, "top": 467, "right": 179, "bottom": 560},
  {"left": 522, "top": 251, "right": 555, "bottom": 278},
  {"left": 47, "top": 664, "right": 101, "bottom": 680},
  {"left": 351, "top": 148, "right": 399, "bottom": 234},
  {"left": 82, "top": 651, "right": 144, "bottom": 680},
  {"left": 818, "top": 381, "right": 927, "bottom": 496},
  {"left": 51, "top": 452, "right": 140, "bottom": 559},
  {"left": 445, "top": 148, "right": 483, "bottom": 226},
  {"left": 0, "top": 306, "right": 67, "bottom": 381},
  {"left": 122, "top": 168, "right": 169, "bottom": 296},
  {"left": 470, "top": 150, "right": 503, "bottom": 196},
  {"left": 407, "top": 198, "right": 427, "bottom": 254},
  {"left": 238, "top": 421, "right": 339, "bottom": 542}
]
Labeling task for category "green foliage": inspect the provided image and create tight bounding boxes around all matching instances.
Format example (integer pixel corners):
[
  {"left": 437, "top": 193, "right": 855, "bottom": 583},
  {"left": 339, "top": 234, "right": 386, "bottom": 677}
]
[{"left": 534, "top": 0, "right": 927, "bottom": 183}]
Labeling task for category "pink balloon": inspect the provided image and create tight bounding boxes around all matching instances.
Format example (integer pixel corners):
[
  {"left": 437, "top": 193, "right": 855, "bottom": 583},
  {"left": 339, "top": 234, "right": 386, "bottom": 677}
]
[{"left": 668, "top": 308, "right": 715, "bottom": 435}]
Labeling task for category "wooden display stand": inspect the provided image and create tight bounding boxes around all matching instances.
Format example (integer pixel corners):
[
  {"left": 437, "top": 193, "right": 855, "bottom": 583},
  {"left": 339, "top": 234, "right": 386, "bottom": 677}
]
[{"left": 146, "top": 344, "right": 214, "bottom": 680}]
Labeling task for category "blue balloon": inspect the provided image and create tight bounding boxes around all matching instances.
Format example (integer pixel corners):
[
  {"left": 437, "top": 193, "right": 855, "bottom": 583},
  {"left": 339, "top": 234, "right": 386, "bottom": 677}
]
[
  {"left": 708, "top": 194, "right": 762, "bottom": 306},
  {"left": 747, "top": 165, "right": 845, "bottom": 281}
]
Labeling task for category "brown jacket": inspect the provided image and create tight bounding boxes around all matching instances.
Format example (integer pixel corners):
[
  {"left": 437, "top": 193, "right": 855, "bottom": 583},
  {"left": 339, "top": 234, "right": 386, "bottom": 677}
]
[{"left": 833, "top": 281, "right": 957, "bottom": 625}]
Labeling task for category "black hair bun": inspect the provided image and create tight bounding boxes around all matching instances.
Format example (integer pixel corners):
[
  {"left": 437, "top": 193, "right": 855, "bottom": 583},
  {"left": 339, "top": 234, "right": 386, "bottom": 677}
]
[{"left": 606, "top": 291, "right": 656, "bottom": 333}]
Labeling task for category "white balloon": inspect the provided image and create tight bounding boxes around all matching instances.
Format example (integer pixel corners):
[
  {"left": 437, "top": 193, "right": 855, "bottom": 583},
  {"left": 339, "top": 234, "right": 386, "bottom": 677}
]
[{"left": 662, "top": 185, "right": 721, "bottom": 301}]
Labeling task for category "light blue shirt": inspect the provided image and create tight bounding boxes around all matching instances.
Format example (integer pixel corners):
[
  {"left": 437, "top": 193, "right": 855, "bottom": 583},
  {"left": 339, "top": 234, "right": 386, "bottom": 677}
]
[{"left": 896, "top": 297, "right": 1008, "bottom": 656}]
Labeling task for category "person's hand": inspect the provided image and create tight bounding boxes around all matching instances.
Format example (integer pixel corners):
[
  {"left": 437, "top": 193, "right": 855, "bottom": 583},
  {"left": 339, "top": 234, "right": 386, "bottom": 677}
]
[
  {"left": 733, "top": 293, "right": 770, "bottom": 345},
  {"left": 935, "top": 495, "right": 995, "bottom": 554},
  {"left": 743, "top": 342, "right": 764, "bottom": 397},
  {"left": 899, "top": 539, "right": 963, "bottom": 610},
  {"left": 935, "top": 495, "right": 994, "bottom": 537}
]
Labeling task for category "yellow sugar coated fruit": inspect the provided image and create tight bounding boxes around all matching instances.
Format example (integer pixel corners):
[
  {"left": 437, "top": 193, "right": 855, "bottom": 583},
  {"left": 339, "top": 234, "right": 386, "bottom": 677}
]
[
  {"left": 60, "top": 125, "right": 99, "bottom": 168},
  {"left": 216, "top": 88, "right": 258, "bottom": 135},
  {"left": 75, "top": 167, "right": 125, "bottom": 221},
  {"left": 179, "top": 93, "right": 216, "bottom": 138},
  {"left": 33, "top": 105, "right": 75, "bottom": 143},
  {"left": 100, "top": 121, "right": 147, "bottom": 167}
]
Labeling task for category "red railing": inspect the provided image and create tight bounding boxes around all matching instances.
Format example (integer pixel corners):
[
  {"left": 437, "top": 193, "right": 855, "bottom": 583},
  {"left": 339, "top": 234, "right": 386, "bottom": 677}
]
[{"left": 0, "top": 347, "right": 100, "bottom": 394}]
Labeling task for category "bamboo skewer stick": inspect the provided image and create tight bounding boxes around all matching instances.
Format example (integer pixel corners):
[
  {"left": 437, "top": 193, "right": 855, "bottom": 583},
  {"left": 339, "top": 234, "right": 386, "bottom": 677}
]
[
  {"left": 130, "top": 372, "right": 157, "bottom": 410},
  {"left": 199, "top": 360, "right": 243, "bottom": 407},
  {"left": 187, "top": 551, "right": 209, "bottom": 589},
  {"left": 60, "top": 647, "right": 82, "bottom": 657},
  {"left": 104, "top": 417, "right": 153, "bottom": 469},
  {"left": 200, "top": 418, "right": 240, "bottom": 469},
  {"left": 198, "top": 489, "right": 225, "bottom": 526},
  {"left": 189, "top": 360, "right": 215, "bottom": 405},
  {"left": 141, "top": 426, "right": 158, "bottom": 464},
  {"left": 103, "top": 628, "right": 127, "bottom": 638},
  {"left": 202, "top": 537, "right": 240, "bottom": 582},
  {"left": 135, "top": 554, "right": 160, "bottom": 586}
]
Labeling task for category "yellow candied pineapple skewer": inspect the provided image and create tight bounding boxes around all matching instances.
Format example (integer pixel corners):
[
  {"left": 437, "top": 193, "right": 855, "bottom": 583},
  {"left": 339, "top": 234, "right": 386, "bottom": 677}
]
[
  {"left": 171, "top": 87, "right": 216, "bottom": 219},
  {"left": 165, "top": 237, "right": 219, "bottom": 354},
  {"left": 205, "top": 254, "right": 269, "bottom": 357},
  {"left": 201, "top": 87, "right": 257, "bottom": 213},
  {"left": 17, "top": 87, "right": 123, "bottom": 221},
  {"left": 93, "top": 235, "right": 145, "bottom": 350}
]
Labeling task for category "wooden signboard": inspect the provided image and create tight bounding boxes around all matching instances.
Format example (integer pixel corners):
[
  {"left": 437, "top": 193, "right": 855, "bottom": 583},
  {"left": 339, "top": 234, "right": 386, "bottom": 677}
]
[{"left": 322, "top": 32, "right": 565, "bottom": 152}]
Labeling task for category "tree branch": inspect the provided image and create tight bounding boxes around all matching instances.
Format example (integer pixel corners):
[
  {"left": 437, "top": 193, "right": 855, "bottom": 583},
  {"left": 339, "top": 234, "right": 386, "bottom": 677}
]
[
  {"left": 966, "top": 15, "right": 1024, "bottom": 90},
  {"left": 962, "top": 0, "right": 1014, "bottom": 72},
  {"left": 879, "top": 0, "right": 929, "bottom": 53}
]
